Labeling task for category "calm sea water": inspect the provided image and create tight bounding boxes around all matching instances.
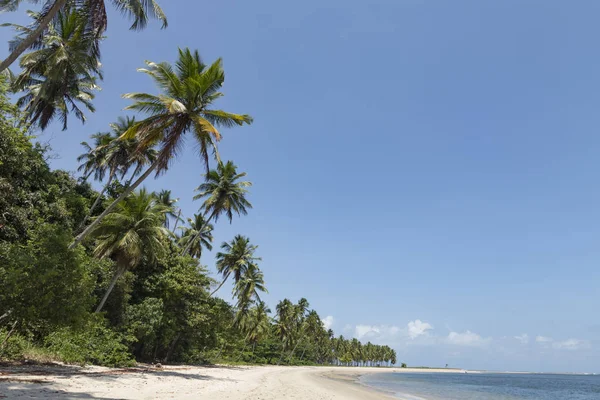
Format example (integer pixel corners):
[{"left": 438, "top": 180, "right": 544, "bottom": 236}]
[{"left": 359, "top": 372, "right": 600, "bottom": 400}]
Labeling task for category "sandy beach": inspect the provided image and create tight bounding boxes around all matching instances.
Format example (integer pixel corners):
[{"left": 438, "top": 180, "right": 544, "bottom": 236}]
[{"left": 0, "top": 364, "right": 463, "bottom": 399}]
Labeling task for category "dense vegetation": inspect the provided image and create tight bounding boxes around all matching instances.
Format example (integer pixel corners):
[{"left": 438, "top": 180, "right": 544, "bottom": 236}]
[{"left": 0, "top": 0, "right": 398, "bottom": 368}]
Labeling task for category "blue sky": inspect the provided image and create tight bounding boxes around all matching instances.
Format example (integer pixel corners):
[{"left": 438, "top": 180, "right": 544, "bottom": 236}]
[{"left": 2, "top": 0, "right": 600, "bottom": 372}]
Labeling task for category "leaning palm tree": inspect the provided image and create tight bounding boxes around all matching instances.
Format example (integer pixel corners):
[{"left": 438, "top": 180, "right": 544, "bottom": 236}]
[
  {"left": 90, "top": 188, "right": 169, "bottom": 312},
  {"left": 7, "top": 7, "right": 101, "bottom": 130},
  {"left": 234, "top": 263, "right": 267, "bottom": 309},
  {"left": 182, "top": 161, "right": 252, "bottom": 255},
  {"left": 78, "top": 117, "right": 157, "bottom": 229},
  {"left": 0, "top": 0, "right": 167, "bottom": 73},
  {"left": 156, "top": 189, "right": 180, "bottom": 229},
  {"left": 237, "top": 299, "right": 270, "bottom": 361},
  {"left": 77, "top": 131, "right": 111, "bottom": 182},
  {"left": 212, "top": 235, "right": 260, "bottom": 297},
  {"left": 177, "top": 214, "right": 213, "bottom": 259},
  {"left": 70, "top": 48, "right": 252, "bottom": 249}
]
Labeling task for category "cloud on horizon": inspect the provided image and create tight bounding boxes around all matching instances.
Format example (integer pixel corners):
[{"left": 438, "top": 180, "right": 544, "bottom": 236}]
[
  {"left": 322, "top": 315, "right": 334, "bottom": 330},
  {"left": 446, "top": 330, "right": 492, "bottom": 347}
]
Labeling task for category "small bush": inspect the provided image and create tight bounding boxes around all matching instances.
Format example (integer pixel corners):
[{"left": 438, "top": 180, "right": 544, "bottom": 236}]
[
  {"left": 0, "top": 328, "right": 30, "bottom": 360},
  {"left": 45, "top": 317, "right": 135, "bottom": 367}
]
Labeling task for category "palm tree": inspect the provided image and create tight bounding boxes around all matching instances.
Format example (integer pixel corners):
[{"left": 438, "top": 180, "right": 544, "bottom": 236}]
[
  {"left": 0, "top": 0, "right": 167, "bottom": 73},
  {"left": 238, "top": 300, "right": 271, "bottom": 361},
  {"left": 156, "top": 189, "right": 180, "bottom": 229},
  {"left": 77, "top": 131, "right": 111, "bottom": 182},
  {"left": 182, "top": 161, "right": 252, "bottom": 255},
  {"left": 212, "top": 235, "right": 260, "bottom": 297},
  {"left": 70, "top": 49, "right": 252, "bottom": 249},
  {"left": 78, "top": 117, "right": 157, "bottom": 229},
  {"left": 7, "top": 7, "right": 101, "bottom": 130},
  {"left": 233, "top": 262, "right": 267, "bottom": 310},
  {"left": 90, "top": 188, "right": 169, "bottom": 312},
  {"left": 177, "top": 214, "right": 213, "bottom": 259}
]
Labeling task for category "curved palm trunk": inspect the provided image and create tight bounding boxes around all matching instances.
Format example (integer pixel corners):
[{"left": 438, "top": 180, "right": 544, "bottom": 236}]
[
  {"left": 181, "top": 209, "right": 217, "bottom": 256},
  {"left": 171, "top": 209, "right": 182, "bottom": 233},
  {"left": 0, "top": 0, "right": 69, "bottom": 72},
  {"left": 78, "top": 170, "right": 117, "bottom": 231},
  {"left": 95, "top": 264, "right": 126, "bottom": 313},
  {"left": 209, "top": 272, "right": 230, "bottom": 297},
  {"left": 70, "top": 159, "right": 159, "bottom": 249}
]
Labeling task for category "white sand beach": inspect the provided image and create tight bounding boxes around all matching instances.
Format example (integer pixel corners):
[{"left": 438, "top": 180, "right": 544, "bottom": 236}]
[{"left": 0, "top": 364, "right": 464, "bottom": 399}]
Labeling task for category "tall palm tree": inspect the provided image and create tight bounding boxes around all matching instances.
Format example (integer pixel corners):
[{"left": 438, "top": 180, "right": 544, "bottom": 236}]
[
  {"left": 156, "top": 189, "right": 180, "bottom": 229},
  {"left": 233, "top": 262, "right": 267, "bottom": 309},
  {"left": 79, "top": 117, "right": 157, "bottom": 229},
  {"left": 212, "top": 235, "right": 260, "bottom": 297},
  {"left": 238, "top": 300, "right": 271, "bottom": 361},
  {"left": 6, "top": 7, "right": 101, "bottom": 130},
  {"left": 77, "top": 131, "right": 111, "bottom": 182},
  {"left": 0, "top": 0, "right": 167, "bottom": 73},
  {"left": 177, "top": 214, "right": 213, "bottom": 259},
  {"left": 182, "top": 161, "right": 252, "bottom": 255},
  {"left": 90, "top": 188, "right": 169, "bottom": 312},
  {"left": 70, "top": 49, "right": 252, "bottom": 249}
]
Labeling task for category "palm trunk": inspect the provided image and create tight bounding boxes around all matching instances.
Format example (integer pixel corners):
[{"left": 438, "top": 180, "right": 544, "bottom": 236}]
[
  {"left": 0, "top": 320, "right": 18, "bottom": 350},
  {"left": 94, "top": 264, "right": 126, "bottom": 313},
  {"left": 171, "top": 209, "right": 182, "bottom": 233},
  {"left": 237, "top": 333, "right": 250, "bottom": 361},
  {"left": 181, "top": 209, "right": 217, "bottom": 256},
  {"left": 164, "top": 332, "right": 181, "bottom": 363},
  {"left": 70, "top": 159, "right": 159, "bottom": 249},
  {"left": 78, "top": 170, "right": 116, "bottom": 231},
  {"left": 287, "top": 337, "right": 303, "bottom": 363},
  {"left": 0, "top": 0, "right": 68, "bottom": 72},
  {"left": 209, "top": 273, "right": 230, "bottom": 297}
]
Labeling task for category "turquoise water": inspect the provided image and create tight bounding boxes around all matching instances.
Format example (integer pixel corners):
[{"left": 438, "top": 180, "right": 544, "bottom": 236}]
[{"left": 360, "top": 372, "right": 600, "bottom": 399}]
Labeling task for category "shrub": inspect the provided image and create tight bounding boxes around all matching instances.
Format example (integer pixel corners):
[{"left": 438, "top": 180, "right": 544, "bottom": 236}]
[{"left": 45, "top": 317, "right": 135, "bottom": 367}]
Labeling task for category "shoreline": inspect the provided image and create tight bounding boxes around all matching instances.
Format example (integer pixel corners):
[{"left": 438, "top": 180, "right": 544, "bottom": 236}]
[{"left": 0, "top": 363, "right": 483, "bottom": 399}]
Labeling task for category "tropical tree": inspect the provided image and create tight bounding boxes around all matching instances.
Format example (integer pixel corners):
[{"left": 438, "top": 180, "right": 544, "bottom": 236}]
[
  {"left": 177, "top": 214, "right": 213, "bottom": 259},
  {"left": 212, "top": 235, "right": 260, "bottom": 296},
  {"left": 0, "top": 0, "right": 167, "bottom": 73},
  {"left": 233, "top": 262, "right": 267, "bottom": 311},
  {"left": 6, "top": 7, "right": 101, "bottom": 130},
  {"left": 71, "top": 48, "right": 252, "bottom": 248},
  {"left": 77, "top": 131, "right": 111, "bottom": 182},
  {"left": 78, "top": 117, "right": 157, "bottom": 229},
  {"left": 90, "top": 188, "right": 169, "bottom": 312},
  {"left": 156, "top": 189, "right": 180, "bottom": 229},
  {"left": 182, "top": 161, "right": 252, "bottom": 255},
  {"left": 238, "top": 300, "right": 270, "bottom": 360}
]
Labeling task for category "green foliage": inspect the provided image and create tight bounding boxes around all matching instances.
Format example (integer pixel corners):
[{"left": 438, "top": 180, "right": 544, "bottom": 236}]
[
  {"left": 45, "top": 317, "right": 135, "bottom": 367},
  {"left": 0, "top": 224, "right": 102, "bottom": 333}
]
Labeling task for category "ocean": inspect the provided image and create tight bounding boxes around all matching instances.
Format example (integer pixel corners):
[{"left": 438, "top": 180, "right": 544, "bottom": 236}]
[{"left": 359, "top": 372, "right": 600, "bottom": 400}]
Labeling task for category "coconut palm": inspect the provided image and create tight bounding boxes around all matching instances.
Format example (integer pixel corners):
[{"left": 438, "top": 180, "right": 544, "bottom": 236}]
[
  {"left": 156, "top": 189, "right": 180, "bottom": 229},
  {"left": 78, "top": 117, "right": 157, "bottom": 229},
  {"left": 212, "top": 235, "right": 260, "bottom": 297},
  {"left": 0, "top": 0, "right": 167, "bottom": 73},
  {"left": 71, "top": 49, "right": 252, "bottom": 249},
  {"left": 77, "top": 131, "right": 111, "bottom": 182},
  {"left": 233, "top": 262, "right": 267, "bottom": 309},
  {"left": 177, "top": 214, "right": 213, "bottom": 259},
  {"left": 90, "top": 188, "right": 169, "bottom": 312},
  {"left": 238, "top": 300, "right": 271, "bottom": 361},
  {"left": 6, "top": 7, "right": 101, "bottom": 130},
  {"left": 182, "top": 161, "right": 252, "bottom": 255}
]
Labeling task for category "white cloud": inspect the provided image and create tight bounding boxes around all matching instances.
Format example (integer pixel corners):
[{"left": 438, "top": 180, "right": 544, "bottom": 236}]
[
  {"left": 552, "top": 339, "right": 589, "bottom": 351},
  {"left": 322, "top": 315, "right": 334, "bottom": 330},
  {"left": 354, "top": 324, "right": 400, "bottom": 341},
  {"left": 535, "top": 336, "right": 553, "bottom": 343},
  {"left": 514, "top": 334, "right": 529, "bottom": 344},
  {"left": 407, "top": 320, "right": 433, "bottom": 339},
  {"left": 447, "top": 330, "right": 491, "bottom": 347}
]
